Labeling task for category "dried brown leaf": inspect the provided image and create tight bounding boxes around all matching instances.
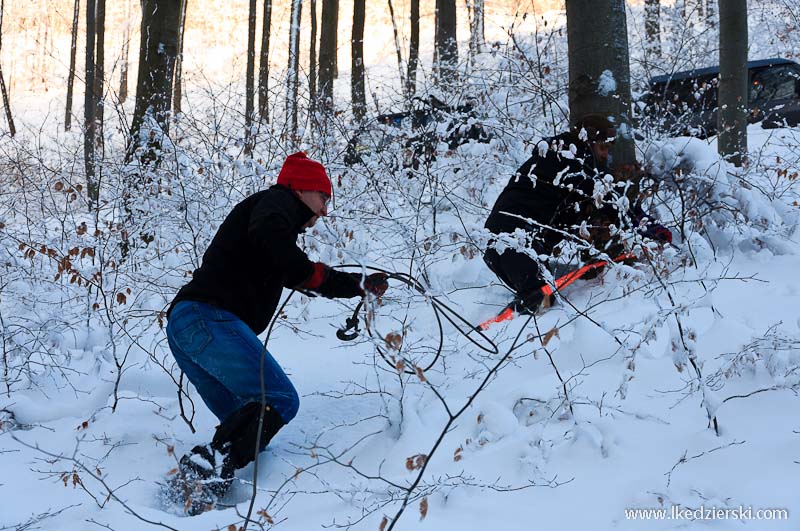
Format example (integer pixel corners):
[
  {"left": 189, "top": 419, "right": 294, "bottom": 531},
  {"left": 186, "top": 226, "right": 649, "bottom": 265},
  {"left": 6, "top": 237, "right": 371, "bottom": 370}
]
[
  {"left": 419, "top": 497, "right": 428, "bottom": 520},
  {"left": 542, "top": 327, "right": 560, "bottom": 347}
]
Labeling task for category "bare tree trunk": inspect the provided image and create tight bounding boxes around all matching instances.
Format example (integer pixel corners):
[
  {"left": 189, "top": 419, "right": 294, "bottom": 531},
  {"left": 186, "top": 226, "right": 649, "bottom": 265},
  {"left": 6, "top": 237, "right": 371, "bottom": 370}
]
[
  {"left": 566, "top": 0, "right": 636, "bottom": 166},
  {"left": 351, "top": 0, "right": 366, "bottom": 122},
  {"left": 119, "top": 0, "right": 131, "bottom": 103},
  {"left": 309, "top": 0, "right": 318, "bottom": 115},
  {"left": 94, "top": 0, "right": 105, "bottom": 154},
  {"left": 644, "top": 0, "right": 661, "bottom": 65},
  {"left": 0, "top": 0, "right": 14, "bottom": 137},
  {"left": 717, "top": 0, "right": 747, "bottom": 166},
  {"left": 468, "top": 0, "right": 484, "bottom": 62},
  {"left": 258, "top": 0, "right": 272, "bottom": 121},
  {"left": 245, "top": 0, "right": 257, "bottom": 155},
  {"left": 65, "top": 0, "right": 80, "bottom": 130},
  {"left": 435, "top": 0, "right": 457, "bottom": 86},
  {"left": 128, "top": 0, "right": 182, "bottom": 163},
  {"left": 318, "top": 0, "right": 338, "bottom": 113},
  {"left": 287, "top": 0, "right": 302, "bottom": 143},
  {"left": 406, "top": 0, "right": 419, "bottom": 98},
  {"left": 386, "top": 0, "right": 406, "bottom": 93},
  {"left": 85, "top": 0, "right": 98, "bottom": 205},
  {"left": 173, "top": 0, "right": 188, "bottom": 114}
]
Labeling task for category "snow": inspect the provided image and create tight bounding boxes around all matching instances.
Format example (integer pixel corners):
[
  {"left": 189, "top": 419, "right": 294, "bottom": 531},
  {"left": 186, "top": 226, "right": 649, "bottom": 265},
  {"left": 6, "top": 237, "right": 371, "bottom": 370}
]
[
  {"left": 598, "top": 69, "right": 618, "bottom": 97},
  {"left": 2, "top": 2, "right": 800, "bottom": 531}
]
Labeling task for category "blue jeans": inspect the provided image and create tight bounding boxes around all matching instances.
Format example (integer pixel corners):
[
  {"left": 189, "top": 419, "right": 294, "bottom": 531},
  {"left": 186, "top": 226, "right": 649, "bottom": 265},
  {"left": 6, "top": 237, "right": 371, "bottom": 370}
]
[{"left": 166, "top": 300, "right": 299, "bottom": 424}]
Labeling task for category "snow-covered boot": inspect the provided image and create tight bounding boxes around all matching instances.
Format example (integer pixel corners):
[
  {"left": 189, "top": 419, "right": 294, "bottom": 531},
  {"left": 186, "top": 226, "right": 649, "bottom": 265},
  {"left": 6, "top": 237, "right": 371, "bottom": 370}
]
[{"left": 164, "top": 444, "right": 223, "bottom": 515}]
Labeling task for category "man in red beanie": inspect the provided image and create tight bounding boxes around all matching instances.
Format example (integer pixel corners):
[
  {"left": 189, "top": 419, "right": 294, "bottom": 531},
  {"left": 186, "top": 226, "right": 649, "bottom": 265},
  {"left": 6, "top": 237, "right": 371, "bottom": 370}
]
[{"left": 164, "top": 152, "right": 388, "bottom": 513}]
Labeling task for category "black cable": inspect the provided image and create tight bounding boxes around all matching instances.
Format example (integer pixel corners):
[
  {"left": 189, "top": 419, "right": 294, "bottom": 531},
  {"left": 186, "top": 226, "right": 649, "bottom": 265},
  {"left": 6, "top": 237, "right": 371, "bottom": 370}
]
[{"left": 332, "top": 264, "right": 499, "bottom": 375}]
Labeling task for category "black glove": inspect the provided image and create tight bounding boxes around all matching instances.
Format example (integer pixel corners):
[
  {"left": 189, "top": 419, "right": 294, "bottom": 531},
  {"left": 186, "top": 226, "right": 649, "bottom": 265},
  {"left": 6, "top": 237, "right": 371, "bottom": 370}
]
[
  {"left": 313, "top": 269, "right": 363, "bottom": 299},
  {"left": 306, "top": 267, "right": 389, "bottom": 299},
  {"left": 363, "top": 273, "right": 389, "bottom": 298}
]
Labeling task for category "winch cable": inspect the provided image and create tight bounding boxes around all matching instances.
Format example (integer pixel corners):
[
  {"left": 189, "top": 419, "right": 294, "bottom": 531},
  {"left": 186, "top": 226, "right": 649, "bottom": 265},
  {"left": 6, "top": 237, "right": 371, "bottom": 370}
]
[{"left": 330, "top": 264, "right": 499, "bottom": 374}]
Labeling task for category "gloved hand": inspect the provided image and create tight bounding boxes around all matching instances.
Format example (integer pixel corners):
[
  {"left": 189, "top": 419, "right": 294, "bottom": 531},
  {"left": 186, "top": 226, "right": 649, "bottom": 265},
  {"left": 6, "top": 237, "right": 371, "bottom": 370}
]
[
  {"left": 302, "top": 264, "right": 389, "bottom": 299},
  {"left": 363, "top": 272, "right": 389, "bottom": 298},
  {"left": 639, "top": 223, "right": 672, "bottom": 244}
]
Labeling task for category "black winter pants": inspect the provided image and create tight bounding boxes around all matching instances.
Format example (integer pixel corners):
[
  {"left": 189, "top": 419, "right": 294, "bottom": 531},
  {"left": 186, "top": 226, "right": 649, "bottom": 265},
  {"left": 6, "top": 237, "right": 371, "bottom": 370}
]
[{"left": 483, "top": 246, "right": 548, "bottom": 311}]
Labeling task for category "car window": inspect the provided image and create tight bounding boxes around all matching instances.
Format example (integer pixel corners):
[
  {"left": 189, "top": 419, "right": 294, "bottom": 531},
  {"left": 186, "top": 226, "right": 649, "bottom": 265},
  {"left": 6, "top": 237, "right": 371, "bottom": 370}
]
[{"left": 750, "top": 66, "right": 800, "bottom": 103}]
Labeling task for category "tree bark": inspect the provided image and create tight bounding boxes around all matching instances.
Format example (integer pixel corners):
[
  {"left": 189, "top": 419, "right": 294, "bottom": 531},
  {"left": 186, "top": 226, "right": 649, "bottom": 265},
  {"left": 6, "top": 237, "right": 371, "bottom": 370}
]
[
  {"left": 717, "top": 0, "right": 748, "bottom": 166},
  {"left": 386, "top": 0, "right": 406, "bottom": 93},
  {"left": 85, "top": 0, "right": 97, "bottom": 205},
  {"left": 309, "top": 0, "right": 318, "bottom": 115},
  {"left": 245, "top": 0, "right": 257, "bottom": 154},
  {"left": 351, "top": 0, "right": 366, "bottom": 121},
  {"left": 318, "top": 0, "right": 338, "bottom": 113},
  {"left": 435, "top": 0, "right": 457, "bottom": 86},
  {"left": 94, "top": 0, "right": 105, "bottom": 154},
  {"left": 287, "top": 0, "right": 302, "bottom": 143},
  {"left": 0, "top": 0, "right": 15, "bottom": 137},
  {"left": 258, "top": 0, "right": 272, "bottom": 121},
  {"left": 65, "top": 0, "right": 80, "bottom": 130},
  {"left": 173, "top": 0, "right": 188, "bottom": 114},
  {"left": 119, "top": 0, "right": 131, "bottom": 103},
  {"left": 406, "top": 0, "right": 419, "bottom": 98},
  {"left": 566, "top": 0, "right": 636, "bottom": 166},
  {"left": 128, "top": 0, "right": 182, "bottom": 163},
  {"left": 468, "top": 0, "right": 484, "bottom": 62},
  {"left": 644, "top": 0, "right": 661, "bottom": 64}
]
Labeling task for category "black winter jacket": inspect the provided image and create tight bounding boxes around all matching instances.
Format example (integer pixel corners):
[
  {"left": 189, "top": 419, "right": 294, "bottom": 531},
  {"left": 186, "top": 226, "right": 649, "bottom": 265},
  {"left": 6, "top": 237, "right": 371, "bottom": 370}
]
[
  {"left": 485, "top": 132, "right": 616, "bottom": 251},
  {"left": 168, "top": 185, "right": 352, "bottom": 334}
]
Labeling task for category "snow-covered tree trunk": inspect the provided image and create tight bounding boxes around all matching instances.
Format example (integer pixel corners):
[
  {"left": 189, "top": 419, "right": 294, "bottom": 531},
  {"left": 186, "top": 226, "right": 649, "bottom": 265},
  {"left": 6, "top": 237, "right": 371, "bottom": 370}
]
[
  {"left": 566, "top": 0, "right": 636, "bottom": 166},
  {"left": 351, "top": 0, "right": 366, "bottom": 122},
  {"left": 286, "top": 0, "right": 302, "bottom": 143},
  {"left": 468, "top": 0, "right": 485, "bottom": 62},
  {"left": 127, "top": 0, "right": 181, "bottom": 163},
  {"left": 0, "top": 0, "right": 14, "bottom": 137},
  {"left": 717, "top": 0, "right": 748, "bottom": 166},
  {"left": 172, "top": 0, "right": 188, "bottom": 114}
]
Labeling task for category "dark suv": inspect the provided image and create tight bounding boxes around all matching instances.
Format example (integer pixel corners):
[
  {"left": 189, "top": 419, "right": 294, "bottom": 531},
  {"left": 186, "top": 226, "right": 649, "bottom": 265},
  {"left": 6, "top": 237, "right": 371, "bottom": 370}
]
[{"left": 642, "top": 58, "right": 800, "bottom": 137}]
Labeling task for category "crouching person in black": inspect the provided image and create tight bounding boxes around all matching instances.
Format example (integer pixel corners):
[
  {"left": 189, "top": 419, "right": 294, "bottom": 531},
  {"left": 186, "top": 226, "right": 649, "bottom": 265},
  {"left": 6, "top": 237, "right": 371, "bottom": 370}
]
[
  {"left": 484, "top": 115, "right": 671, "bottom": 314},
  {"left": 164, "top": 152, "right": 388, "bottom": 513}
]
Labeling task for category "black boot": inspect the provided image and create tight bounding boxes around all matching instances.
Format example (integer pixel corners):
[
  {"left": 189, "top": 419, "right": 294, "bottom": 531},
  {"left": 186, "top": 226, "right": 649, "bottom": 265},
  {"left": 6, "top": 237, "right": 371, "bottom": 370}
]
[
  {"left": 210, "top": 402, "right": 286, "bottom": 491},
  {"left": 165, "top": 444, "right": 221, "bottom": 515}
]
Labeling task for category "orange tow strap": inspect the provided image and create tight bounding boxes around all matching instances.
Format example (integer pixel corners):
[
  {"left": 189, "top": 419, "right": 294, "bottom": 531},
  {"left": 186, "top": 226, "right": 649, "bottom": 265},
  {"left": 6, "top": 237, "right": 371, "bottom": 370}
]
[{"left": 478, "top": 253, "right": 635, "bottom": 330}]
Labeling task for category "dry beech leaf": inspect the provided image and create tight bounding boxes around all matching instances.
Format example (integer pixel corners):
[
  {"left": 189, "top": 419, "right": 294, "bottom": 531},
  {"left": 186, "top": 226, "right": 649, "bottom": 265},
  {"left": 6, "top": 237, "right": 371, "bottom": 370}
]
[
  {"left": 379, "top": 516, "right": 388, "bottom": 531},
  {"left": 385, "top": 332, "right": 403, "bottom": 351},
  {"left": 405, "top": 454, "right": 427, "bottom": 471},
  {"left": 453, "top": 446, "right": 463, "bottom": 462},
  {"left": 542, "top": 327, "right": 560, "bottom": 346},
  {"left": 414, "top": 365, "right": 426, "bottom": 382},
  {"left": 419, "top": 497, "right": 428, "bottom": 520}
]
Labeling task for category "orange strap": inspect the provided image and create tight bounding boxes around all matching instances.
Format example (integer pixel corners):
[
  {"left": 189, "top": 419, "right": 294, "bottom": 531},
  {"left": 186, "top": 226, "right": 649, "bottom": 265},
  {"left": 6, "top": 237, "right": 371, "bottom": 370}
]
[{"left": 478, "top": 253, "right": 635, "bottom": 330}]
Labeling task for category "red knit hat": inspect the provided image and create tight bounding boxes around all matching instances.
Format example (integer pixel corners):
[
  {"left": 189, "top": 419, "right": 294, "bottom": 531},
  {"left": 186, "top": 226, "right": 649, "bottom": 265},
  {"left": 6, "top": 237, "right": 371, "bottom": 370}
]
[{"left": 277, "top": 152, "right": 332, "bottom": 196}]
